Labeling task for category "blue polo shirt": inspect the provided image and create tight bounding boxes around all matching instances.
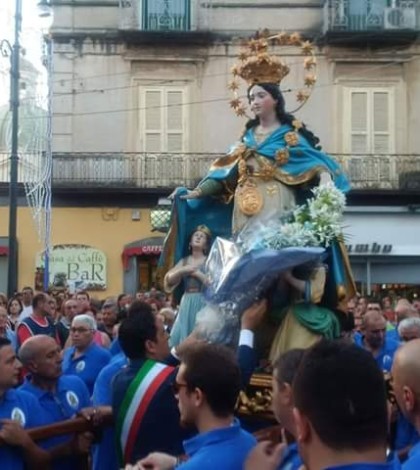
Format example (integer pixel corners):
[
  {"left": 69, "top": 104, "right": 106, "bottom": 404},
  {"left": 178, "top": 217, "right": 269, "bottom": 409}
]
[
  {"left": 0, "top": 388, "right": 47, "bottom": 470},
  {"left": 62, "top": 343, "right": 111, "bottom": 394},
  {"left": 179, "top": 418, "right": 256, "bottom": 470},
  {"left": 403, "top": 441, "right": 420, "bottom": 469},
  {"left": 278, "top": 442, "right": 302, "bottom": 470},
  {"left": 19, "top": 374, "right": 91, "bottom": 470},
  {"left": 394, "top": 413, "right": 419, "bottom": 451},
  {"left": 387, "top": 329, "right": 400, "bottom": 343},
  {"left": 325, "top": 459, "right": 401, "bottom": 469},
  {"left": 354, "top": 335, "right": 400, "bottom": 372},
  {"left": 92, "top": 353, "right": 127, "bottom": 470}
]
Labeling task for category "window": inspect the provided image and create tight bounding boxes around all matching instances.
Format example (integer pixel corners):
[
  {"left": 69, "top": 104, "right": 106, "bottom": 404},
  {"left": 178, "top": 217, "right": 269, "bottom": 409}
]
[
  {"left": 139, "top": 87, "right": 187, "bottom": 153},
  {"left": 141, "top": 0, "right": 191, "bottom": 31},
  {"left": 343, "top": 87, "right": 395, "bottom": 154}
]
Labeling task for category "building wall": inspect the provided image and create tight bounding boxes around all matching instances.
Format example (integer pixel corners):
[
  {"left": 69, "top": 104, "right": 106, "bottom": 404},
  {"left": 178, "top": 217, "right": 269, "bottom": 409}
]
[
  {"left": 0, "top": 205, "right": 156, "bottom": 297},
  {"left": 50, "top": 0, "right": 420, "bottom": 155}
]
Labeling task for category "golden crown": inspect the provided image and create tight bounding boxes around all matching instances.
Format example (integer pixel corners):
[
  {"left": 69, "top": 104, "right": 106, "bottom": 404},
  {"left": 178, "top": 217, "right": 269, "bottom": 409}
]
[
  {"left": 228, "top": 31, "right": 318, "bottom": 116},
  {"left": 193, "top": 225, "right": 212, "bottom": 239}
]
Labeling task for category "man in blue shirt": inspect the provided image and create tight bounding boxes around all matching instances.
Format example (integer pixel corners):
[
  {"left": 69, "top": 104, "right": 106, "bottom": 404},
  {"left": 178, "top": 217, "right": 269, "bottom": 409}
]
[
  {"left": 269, "top": 348, "right": 305, "bottom": 470},
  {"left": 92, "top": 351, "right": 127, "bottom": 470},
  {"left": 246, "top": 340, "right": 400, "bottom": 470},
  {"left": 18, "top": 334, "right": 93, "bottom": 470},
  {"left": 354, "top": 309, "right": 400, "bottom": 372},
  {"left": 137, "top": 343, "right": 256, "bottom": 470},
  {"left": 392, "top": 339, "right": 420, "bottom": 469},
  {"left": 113, "top": 299, "right": 263, "bottom": 466},
  {"left": 0, "top": 337, "right": 51, "bottom": 469},
  {"left": 62, "top": 314, "right": 111, "bottom": 394}
]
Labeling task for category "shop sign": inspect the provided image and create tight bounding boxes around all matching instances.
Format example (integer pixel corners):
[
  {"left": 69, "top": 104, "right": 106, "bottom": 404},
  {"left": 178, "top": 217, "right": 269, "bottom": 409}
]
[
  {"left": 36, "top": 244, "right": 107, "bottom": 291},
  {"left": 346, "top": 243, "right": 393, "bottom": 255}
]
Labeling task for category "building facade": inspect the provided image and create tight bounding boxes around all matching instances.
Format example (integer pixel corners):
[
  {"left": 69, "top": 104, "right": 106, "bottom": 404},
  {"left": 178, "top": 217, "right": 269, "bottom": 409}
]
[{"left": 1, "top": 0, "right": 420, "bottom": 297}]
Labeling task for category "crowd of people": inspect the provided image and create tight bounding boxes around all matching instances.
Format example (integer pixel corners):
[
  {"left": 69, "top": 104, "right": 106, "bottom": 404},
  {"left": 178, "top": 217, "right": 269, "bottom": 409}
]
[{"left": 0, "top": 284, "right": 419, "bottom": 469}]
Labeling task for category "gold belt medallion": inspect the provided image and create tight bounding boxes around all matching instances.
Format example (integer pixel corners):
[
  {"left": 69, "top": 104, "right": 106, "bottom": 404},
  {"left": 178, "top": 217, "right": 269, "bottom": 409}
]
[{"left": 236, "top": 180, "right": 264, "bottom": 216}]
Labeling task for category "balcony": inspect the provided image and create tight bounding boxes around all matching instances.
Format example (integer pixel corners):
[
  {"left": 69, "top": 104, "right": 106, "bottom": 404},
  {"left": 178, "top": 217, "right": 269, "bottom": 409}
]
[
  {"left": 119, "top": 0, "right": 190, "bottom": 31},
  {"left": 323, "top": 0, "right": 420, "bottom": 46},
  {"left": 1, "top": 152, "right": 420, "bottom": 194}
]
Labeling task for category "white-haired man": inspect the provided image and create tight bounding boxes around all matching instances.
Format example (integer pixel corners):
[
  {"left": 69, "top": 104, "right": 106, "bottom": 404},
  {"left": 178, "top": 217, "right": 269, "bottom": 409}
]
[{"left": 62, "top": 314, "right": 111, "bottom": 394}]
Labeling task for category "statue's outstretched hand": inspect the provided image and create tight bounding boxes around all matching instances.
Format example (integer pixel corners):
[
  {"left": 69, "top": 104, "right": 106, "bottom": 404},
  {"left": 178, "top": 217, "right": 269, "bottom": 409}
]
[{"left": 179, "top": 189, "right": 201, "bottom": 200}]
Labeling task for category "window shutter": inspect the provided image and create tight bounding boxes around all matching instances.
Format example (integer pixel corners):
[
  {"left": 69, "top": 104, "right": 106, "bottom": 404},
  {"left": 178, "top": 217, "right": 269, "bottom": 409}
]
[
  {"left": 144, "top": 90, "right": 163, "bottom": 152},
  {"left": 139, "top": 86, "right": 187, "bottom": 152},
  {"left": 166, "top": 90, "right": 184, "bottom": 152},
  {"left": 350, "top": 91, "right": 368, "bottom": 153},
  {"left": 373, "top": 91, "right": 390, "bottom": 154},
  {"left": 345, "top": 87, "right": 393, "bottom": 154}
]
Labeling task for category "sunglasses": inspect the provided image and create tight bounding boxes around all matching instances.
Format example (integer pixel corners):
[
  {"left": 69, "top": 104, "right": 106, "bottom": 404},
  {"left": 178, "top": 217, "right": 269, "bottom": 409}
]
[{"left": 171, "top": 381, "right": 188, "bottom": 395}]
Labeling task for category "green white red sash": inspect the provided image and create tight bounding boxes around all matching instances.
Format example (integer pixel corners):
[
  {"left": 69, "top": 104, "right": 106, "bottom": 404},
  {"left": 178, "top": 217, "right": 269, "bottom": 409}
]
[{"left": 116, "top": 359, "right": 175, "bottom": 464}]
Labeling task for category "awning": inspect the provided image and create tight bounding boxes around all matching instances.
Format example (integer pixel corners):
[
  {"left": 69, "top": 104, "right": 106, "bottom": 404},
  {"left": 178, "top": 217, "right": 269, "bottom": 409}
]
[{"left": 122, "top": 237, "right": 164, "bottom": 270}]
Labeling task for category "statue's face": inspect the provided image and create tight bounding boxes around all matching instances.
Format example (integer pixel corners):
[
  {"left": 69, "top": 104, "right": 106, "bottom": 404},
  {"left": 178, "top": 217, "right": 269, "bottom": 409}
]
[
  {"left": 249, "top": 85, "right": 277, "bottom": 118},
  {"left": 190, "top": 230, "right": 208, "bottom": 252}
]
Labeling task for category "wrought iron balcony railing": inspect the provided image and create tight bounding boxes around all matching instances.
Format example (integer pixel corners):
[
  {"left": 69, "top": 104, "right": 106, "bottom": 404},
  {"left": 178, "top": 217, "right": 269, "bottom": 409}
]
[
  {"left": 0, "top": 152, "right": 420, "bottom": 191},
  {"left": 119, "top": 0, "right": 192, "bottom": 32},
  {"left": 323, "top": 0, "right": 420, "bottom": 33}
]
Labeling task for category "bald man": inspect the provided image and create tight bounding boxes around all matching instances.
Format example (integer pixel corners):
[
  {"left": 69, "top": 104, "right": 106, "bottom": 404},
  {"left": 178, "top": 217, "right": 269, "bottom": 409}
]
[
  {"left": 392, "top": 339, "right": 420, "bottom": 469},
  {"left": 354, "top": 310, "right": 400, "bottom": 372},
  {"left": 19, "top": 335, "right": 92, "bottom": 470}
]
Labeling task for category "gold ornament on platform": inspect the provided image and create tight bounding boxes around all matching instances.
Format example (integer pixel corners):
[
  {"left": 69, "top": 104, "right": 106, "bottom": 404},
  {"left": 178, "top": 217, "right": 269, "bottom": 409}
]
[{"left": 228, "top": 31, "right": 318, "bottom": 117}]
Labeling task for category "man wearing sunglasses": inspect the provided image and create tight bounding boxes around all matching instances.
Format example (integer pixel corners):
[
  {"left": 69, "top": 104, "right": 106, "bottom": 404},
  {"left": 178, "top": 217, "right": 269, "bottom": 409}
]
[
  {"left": 112, "top": 299, "right": 265, "bottom": 467},
  {"left": 136, "top": 343, "right": 256, "bottom": 470}
]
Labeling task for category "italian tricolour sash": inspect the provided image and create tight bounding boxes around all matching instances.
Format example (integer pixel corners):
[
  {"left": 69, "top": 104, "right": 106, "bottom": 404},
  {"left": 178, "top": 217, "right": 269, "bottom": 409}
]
[{"left": 116, "top": 359, "right": 175, "bottom": 464}]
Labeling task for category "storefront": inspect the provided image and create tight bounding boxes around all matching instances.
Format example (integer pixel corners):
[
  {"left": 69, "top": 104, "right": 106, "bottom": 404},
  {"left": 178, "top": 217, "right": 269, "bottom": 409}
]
[{"left": 344, "top": 207, "right": 420, "bottom": 297}]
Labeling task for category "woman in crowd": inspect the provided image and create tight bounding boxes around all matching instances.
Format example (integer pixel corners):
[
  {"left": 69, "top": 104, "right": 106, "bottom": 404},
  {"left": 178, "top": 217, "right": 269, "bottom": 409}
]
[{"left": 7, "top": 296, "right": 23, "bottom": 330}]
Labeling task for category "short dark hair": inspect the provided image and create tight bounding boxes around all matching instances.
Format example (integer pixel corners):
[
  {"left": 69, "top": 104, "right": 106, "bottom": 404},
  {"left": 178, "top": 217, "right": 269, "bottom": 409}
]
[
  {"left": 22, "top": 286, "right": 33, "bottom": 293},
  {"left": 32, "top": 293, "right": 47, "bottom": 309},
  {"left": 0, "top": 337, "right": 12, "bottom": 351},
  {"left": 182, "top": 343, "right": 241, "bottom": 418},
  {"left": 118, "top": 301, "right": 156, "bottom": 359},
  {"left": 293, "top": 340, "right": 388, "bottom": 451},
  {"left": 76, "top": 290, "right": 90, "bottom": 300},
  {"left": 273, "top": 348, "right": 305, "bottom": 386}
]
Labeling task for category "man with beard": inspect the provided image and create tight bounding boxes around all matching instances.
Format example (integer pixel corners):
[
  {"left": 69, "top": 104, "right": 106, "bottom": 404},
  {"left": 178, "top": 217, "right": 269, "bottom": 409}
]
[{"left": 134, "top": 343, "right": 256, "bottom": 470}]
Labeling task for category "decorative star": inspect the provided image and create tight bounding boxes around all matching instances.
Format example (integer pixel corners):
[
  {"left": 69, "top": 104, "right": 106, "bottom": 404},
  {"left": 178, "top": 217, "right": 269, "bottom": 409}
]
[
  {"left": 296, "top": 90, "right": 310, "bottom": 102},
  {"left": 238, "top": 50, "right": 249, "bottom": 62},
  {"left": 304, "top": 74, "right": 317, "bottom": 87},
  {"left": 230, "top": 98, "right": 242, "bottom": 109},
  {"left": 228, "top": 80, "right": 240, "bottom": 91},
  {"left": 236, "top": 105, "right": 247, "bottom": 117},
  {"left": 231, "top": 65, "right": 240, "bottom": 76},
  {"left": 301, "top": 41, "right": 314, "bottom": 55},
  {"left": 289, "top": 32, "right": 302, "bottom": 46}
]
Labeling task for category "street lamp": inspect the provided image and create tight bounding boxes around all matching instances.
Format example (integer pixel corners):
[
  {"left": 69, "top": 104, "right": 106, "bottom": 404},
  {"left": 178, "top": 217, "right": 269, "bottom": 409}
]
[
  {"left": 37, "top": 0, "right": 54, "bottom": 291},
  {"left": 1, "top": 0, "right": 22, "bottom": 298}
]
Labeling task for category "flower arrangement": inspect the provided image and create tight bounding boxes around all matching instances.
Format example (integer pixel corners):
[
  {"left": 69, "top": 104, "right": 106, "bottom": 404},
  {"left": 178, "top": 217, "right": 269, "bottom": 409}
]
[{"left": 261, "top": 182, "right": 346, "bottom": 250}]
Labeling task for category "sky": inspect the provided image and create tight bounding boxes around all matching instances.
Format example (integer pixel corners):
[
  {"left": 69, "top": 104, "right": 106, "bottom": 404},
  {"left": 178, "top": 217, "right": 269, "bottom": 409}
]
[{"left": 0, "top": 0, "right": 49, "bottom": 106}]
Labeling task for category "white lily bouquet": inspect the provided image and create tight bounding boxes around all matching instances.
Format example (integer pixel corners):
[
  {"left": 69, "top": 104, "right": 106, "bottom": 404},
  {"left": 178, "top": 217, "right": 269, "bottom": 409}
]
[{"left": 260, "top": 182, "right": 346, "bottom": 250}]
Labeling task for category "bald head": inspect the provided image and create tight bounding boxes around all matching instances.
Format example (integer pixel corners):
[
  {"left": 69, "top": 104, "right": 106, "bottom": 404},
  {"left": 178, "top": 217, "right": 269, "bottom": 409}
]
[
  {"left": 362, "top": 310, "right": 386, "bottom": 328},
  {"left": 19, "top": 335, "right": 58, "bottom": 366},
  {"left": 362, "top": 311, "right": 386, "bottom": 351},
  {"left": 392, "top": 339, "right": 420, "bottom": 423},
  {"left": 393, "top": 340, "right": 420, "bottom": 387}
]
